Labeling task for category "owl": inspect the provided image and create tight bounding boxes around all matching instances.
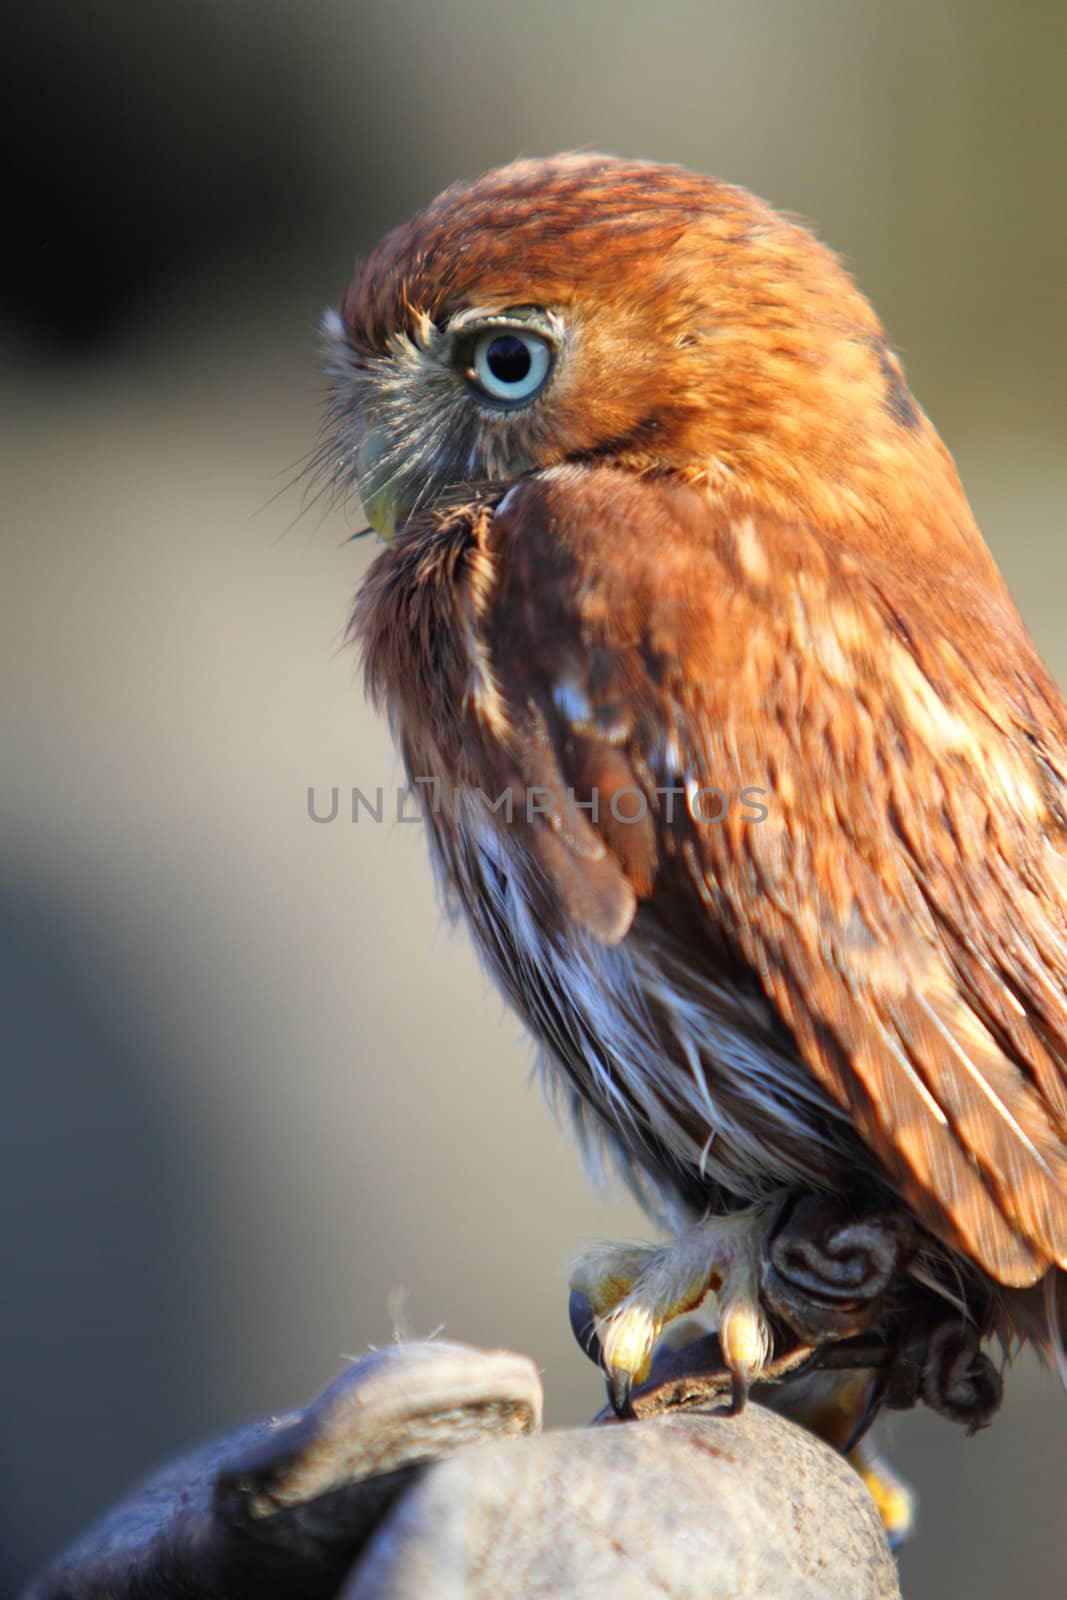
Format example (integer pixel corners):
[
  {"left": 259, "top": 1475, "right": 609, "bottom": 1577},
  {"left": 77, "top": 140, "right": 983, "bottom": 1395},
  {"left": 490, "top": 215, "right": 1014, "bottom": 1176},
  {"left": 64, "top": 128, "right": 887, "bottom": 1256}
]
[{"left": 321, "top": 155, "right": 1067, "bottom": 1514}]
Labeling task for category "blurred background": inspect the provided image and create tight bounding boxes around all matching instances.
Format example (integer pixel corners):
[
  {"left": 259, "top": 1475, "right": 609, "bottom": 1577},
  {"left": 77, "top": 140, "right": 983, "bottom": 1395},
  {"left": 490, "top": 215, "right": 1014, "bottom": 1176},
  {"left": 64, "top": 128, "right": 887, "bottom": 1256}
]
[{"left": 2, "top": 2, "right": 1066, "bottom": 1594}]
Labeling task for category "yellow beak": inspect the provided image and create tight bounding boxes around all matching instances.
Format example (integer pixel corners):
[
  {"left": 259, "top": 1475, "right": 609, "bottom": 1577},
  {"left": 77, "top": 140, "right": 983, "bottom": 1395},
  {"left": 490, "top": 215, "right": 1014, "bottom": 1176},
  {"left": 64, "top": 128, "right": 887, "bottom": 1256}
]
[{"left": 354, "top": 428, "right": 412, "bottom": 543}]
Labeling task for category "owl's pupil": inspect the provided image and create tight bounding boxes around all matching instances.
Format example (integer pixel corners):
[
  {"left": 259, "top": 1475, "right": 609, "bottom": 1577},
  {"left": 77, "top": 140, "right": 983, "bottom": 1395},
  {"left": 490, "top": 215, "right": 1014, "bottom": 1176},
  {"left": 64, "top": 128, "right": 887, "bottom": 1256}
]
[{"left": 486, "top": 335, "right": 531, "bottom": 385}]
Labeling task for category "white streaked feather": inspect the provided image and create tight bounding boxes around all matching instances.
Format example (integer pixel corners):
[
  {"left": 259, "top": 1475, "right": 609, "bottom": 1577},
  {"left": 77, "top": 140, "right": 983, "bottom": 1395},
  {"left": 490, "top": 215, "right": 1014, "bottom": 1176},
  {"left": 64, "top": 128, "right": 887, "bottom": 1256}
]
[
  {"left": 440, "top": 809, "right": 852, "bottom": 1207},
  {"left": 912, "top": 987, "right": 1053, "bottom": 1174}
]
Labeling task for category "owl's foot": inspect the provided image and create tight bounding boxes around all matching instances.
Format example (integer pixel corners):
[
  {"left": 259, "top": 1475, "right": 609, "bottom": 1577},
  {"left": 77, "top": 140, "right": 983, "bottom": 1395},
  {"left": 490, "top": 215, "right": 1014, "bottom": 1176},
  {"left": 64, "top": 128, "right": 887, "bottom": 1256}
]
[
  {"left": 570, "top": 1195, "right": 919, "bottom": 1419},
  {"left": 570, "top": 1205, "right": 775, "bottom": 1416}
]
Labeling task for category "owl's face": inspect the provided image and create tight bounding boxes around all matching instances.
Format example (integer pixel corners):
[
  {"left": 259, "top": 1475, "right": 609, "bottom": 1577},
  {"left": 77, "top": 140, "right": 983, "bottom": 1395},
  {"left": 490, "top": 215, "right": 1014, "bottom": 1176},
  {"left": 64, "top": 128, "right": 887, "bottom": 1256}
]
[
  {"left": 323, "top": 295, "right": 575, "bottom": 539},
  {"left": 322, "top": 153, "right": 930, "bottom": 545}
]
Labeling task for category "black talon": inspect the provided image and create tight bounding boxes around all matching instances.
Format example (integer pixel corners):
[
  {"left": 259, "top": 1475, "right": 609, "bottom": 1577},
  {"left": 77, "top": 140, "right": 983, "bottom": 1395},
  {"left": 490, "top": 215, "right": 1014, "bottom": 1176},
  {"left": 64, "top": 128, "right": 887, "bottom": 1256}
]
[
  {"left": 842, "top": 1371, "right": 887, "bottom": 1454},
  {"left": 568, "top": 1290, "right": 602, "bottom": 1365},
  {"left": 607, "top": 1366, "right": 636, "bottom": 1419},
  {"left": 727, "top": 1365, "right": 750, "bottom": 1415}
]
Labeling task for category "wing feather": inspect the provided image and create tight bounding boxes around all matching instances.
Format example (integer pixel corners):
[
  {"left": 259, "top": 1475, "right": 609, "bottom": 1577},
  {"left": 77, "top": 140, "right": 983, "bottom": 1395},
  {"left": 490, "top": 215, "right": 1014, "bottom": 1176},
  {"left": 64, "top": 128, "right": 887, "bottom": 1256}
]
[{"left": 478, "top": 466, "right": 1067, "bottom": 1285}]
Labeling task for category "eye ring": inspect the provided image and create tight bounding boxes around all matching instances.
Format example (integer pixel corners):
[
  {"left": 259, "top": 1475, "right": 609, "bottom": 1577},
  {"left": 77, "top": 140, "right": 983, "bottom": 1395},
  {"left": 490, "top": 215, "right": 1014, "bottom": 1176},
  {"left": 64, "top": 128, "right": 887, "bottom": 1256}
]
[{"left": 466, "top": 328, "right": 553, "bottom": 406}]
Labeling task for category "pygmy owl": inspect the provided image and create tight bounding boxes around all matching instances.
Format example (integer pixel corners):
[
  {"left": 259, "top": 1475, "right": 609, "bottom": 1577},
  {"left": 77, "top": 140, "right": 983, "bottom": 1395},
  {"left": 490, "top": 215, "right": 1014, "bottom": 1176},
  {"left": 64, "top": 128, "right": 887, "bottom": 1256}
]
[{"left": 321, "top": 156, "right": 1067, "bottom": 1497}]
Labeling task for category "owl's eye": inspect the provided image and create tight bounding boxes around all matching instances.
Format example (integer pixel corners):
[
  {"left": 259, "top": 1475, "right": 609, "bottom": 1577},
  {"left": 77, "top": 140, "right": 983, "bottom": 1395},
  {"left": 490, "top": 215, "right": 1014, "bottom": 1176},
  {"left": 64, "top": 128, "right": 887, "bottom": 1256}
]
[{"left": 467, "top": 329, "right": 553, "bottom": 405}]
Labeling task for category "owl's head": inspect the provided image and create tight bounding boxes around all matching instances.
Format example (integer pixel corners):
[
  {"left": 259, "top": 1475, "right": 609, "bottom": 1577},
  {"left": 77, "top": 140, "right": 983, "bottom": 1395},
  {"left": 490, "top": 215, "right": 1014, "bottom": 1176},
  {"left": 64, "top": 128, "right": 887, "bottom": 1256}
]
[{"left": 321, "top": 153, "right": 934, "bottom": 541}]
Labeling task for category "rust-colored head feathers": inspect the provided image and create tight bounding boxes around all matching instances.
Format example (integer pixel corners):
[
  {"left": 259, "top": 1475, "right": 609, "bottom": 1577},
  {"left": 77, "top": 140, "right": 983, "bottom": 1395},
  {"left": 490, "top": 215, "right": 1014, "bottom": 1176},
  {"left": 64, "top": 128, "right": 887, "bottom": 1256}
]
[
  {"left": 330, "top": 155, "right": 1067, "bottom": 1461},
  {"left": 332, "top": 154, "right": 982, "bottom": 558}
]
